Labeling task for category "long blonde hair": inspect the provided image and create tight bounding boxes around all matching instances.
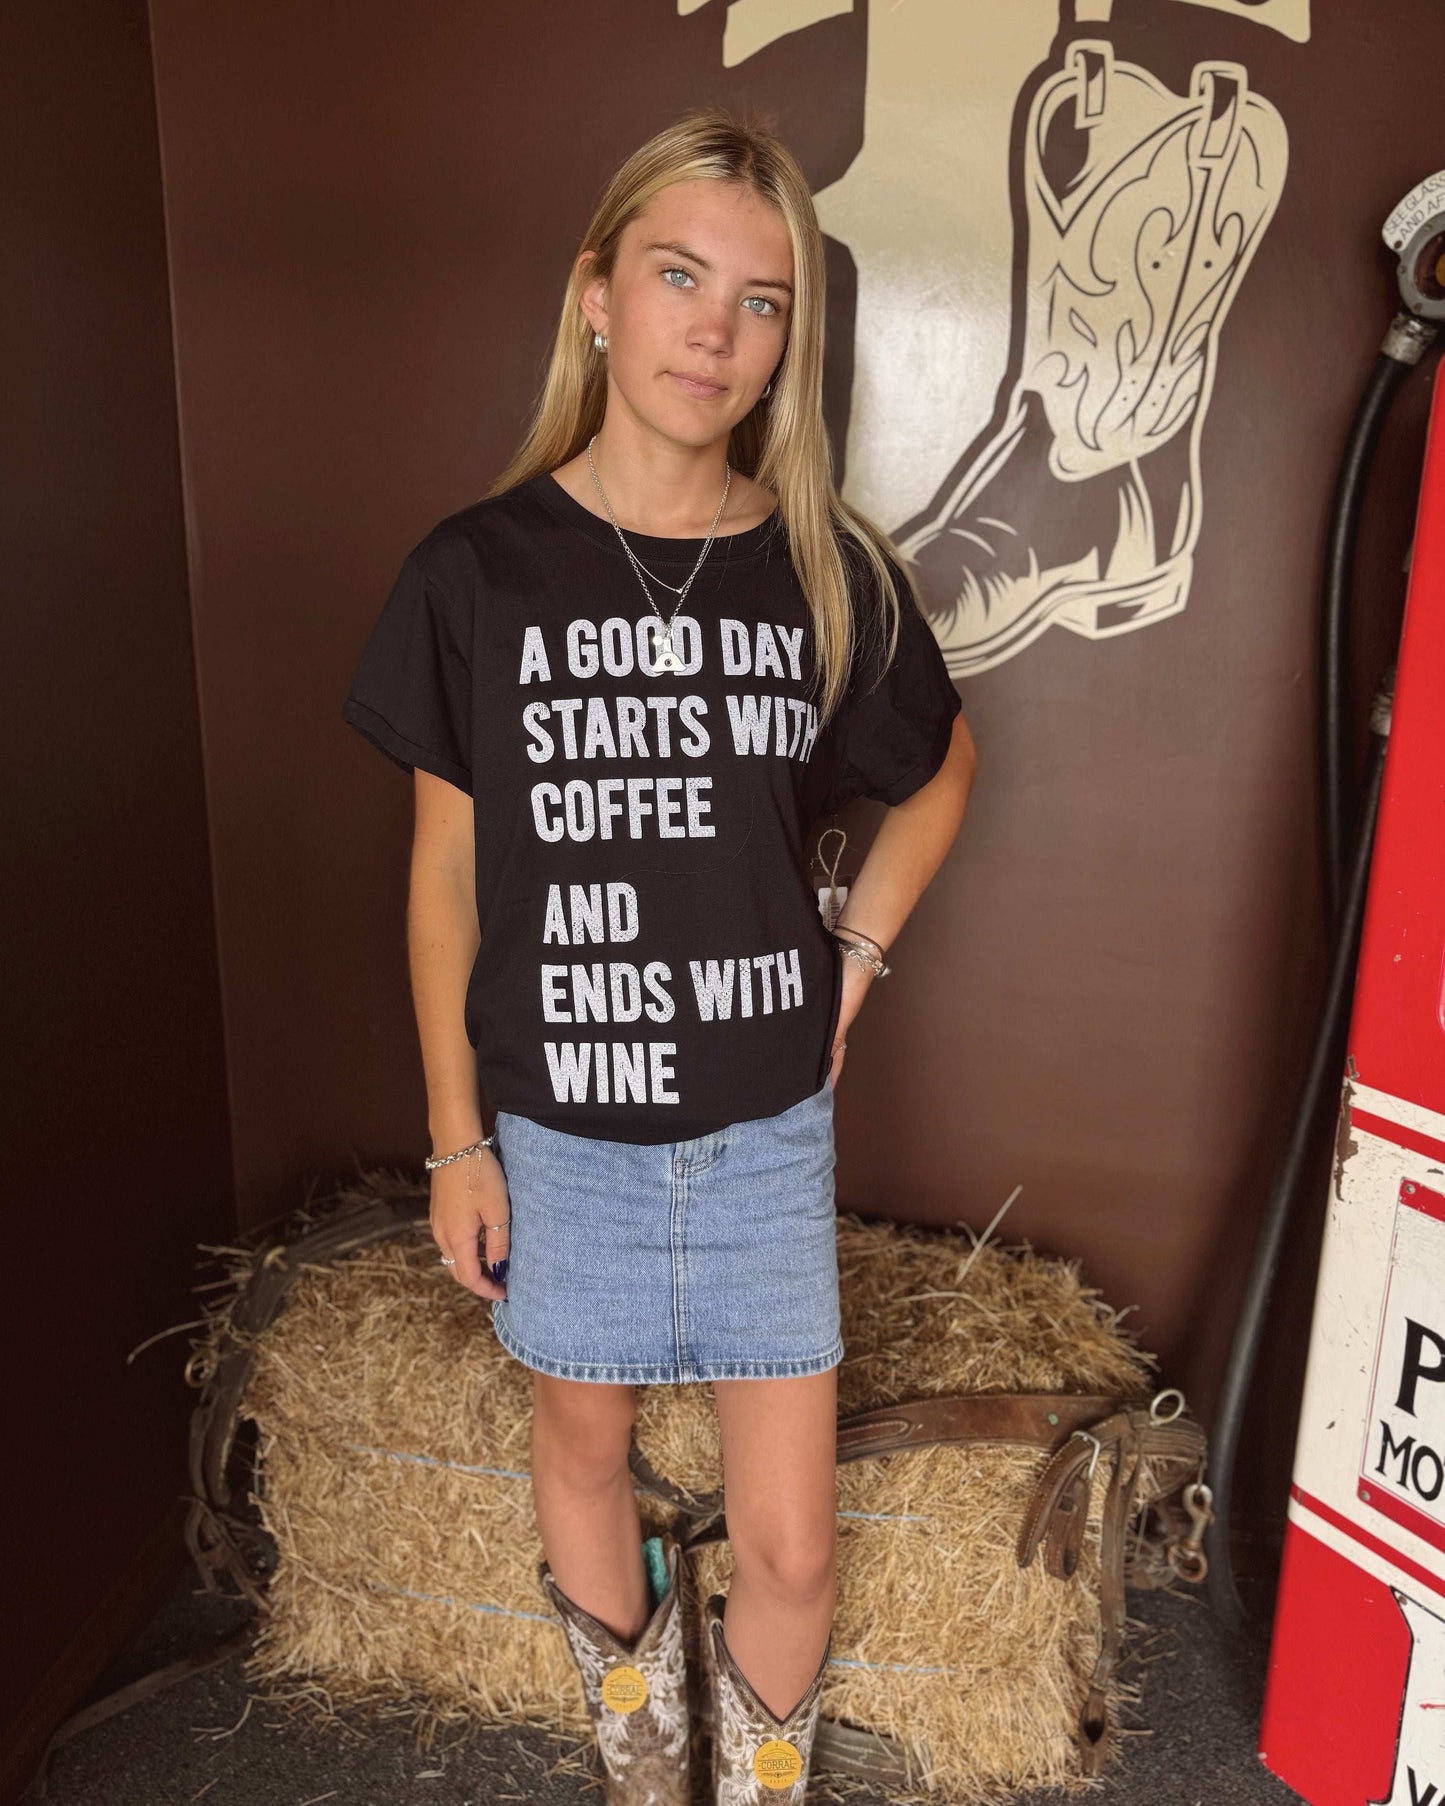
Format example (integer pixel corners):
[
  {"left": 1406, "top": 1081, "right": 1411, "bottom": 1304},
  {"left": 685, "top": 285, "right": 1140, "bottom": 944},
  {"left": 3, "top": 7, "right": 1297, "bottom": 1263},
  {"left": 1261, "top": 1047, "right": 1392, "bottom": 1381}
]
[{"left": 485, "top": 104, "right": 921, "bottom": 731}]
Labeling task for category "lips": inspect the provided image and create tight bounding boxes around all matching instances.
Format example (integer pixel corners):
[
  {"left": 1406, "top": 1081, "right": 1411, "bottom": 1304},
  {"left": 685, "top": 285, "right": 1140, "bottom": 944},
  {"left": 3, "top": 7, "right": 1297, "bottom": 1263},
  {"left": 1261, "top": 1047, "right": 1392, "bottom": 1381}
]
[{"left": 669, "top": 372, "right": 726, "bottom": 398}]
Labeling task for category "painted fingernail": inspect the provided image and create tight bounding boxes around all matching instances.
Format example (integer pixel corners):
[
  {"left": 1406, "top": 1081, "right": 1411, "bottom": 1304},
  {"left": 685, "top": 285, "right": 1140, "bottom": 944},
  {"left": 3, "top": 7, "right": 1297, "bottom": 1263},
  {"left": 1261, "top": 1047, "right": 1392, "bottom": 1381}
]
[{"left": 491, "top": 1258, "right": 508, "bottom": 1284}]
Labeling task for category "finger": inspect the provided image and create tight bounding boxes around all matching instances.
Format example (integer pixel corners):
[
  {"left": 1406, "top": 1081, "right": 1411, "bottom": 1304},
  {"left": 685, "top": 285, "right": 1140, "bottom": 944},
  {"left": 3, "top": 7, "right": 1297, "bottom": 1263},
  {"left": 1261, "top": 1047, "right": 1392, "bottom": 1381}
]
[
  {"left": 482, "top": 1216, "right": 510, "bottom": 1290},
  {"left": 449, "top": 1227, "right": 492, "bottom": 1298}
]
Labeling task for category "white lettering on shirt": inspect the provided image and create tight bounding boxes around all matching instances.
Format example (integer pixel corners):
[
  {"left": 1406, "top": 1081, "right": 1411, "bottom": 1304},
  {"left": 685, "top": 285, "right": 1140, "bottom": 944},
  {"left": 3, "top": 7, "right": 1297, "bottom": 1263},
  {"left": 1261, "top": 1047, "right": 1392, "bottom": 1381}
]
[
  {"left": 540, "top": 959, "right": 675, "bottom": 1022},
  {"left": 717, "top": 620, "right": 805, "bottom": 681},
  {"left": 566, "top": 616, "right": 702, "bottom": 680},
  {"left": 688, "top": 951, "right": 805, "bottom": 1019},
  {"left": 516, "top": 695, "right": 711, "bottom": 761},
  {"left": 518, "top": 624, "right": 552, "bottom": 684},
  {"left": 513, "top": 605, "right": 835, "bottom": 1111},
  {"left": 725, "top": 693, "right": 817, "bottom": 761},
  {"left": 542, "top": 1040, "right": 681, "bottom": 1103},
  {"left": 529, "top": 776, "right": 715, "bottom": 843}
]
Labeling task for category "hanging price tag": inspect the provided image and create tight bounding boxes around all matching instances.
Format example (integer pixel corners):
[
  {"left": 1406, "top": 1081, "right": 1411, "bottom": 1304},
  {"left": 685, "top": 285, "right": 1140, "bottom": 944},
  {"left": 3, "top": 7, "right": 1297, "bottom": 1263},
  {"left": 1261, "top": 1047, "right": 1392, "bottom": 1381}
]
[
  {"left": 817, "top": 881, "right": 850, "bottom": 928},
  {"left": 812, "top": 827, "right": 853, "bottom": 929}
]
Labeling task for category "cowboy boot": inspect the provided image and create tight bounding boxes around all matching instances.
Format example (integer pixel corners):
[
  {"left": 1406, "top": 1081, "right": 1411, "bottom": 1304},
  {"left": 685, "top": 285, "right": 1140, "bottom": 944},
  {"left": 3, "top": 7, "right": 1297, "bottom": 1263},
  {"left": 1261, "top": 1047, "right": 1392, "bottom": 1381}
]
[
  {"left": 539, "top": 1531, "right": 690, "bottom": 1806},
  {"left": 899, "top": 38, "right": 1287, "bottom": 677},
  {"left": 701, "top": 1592, "right": 831, "bottom": 1803}
]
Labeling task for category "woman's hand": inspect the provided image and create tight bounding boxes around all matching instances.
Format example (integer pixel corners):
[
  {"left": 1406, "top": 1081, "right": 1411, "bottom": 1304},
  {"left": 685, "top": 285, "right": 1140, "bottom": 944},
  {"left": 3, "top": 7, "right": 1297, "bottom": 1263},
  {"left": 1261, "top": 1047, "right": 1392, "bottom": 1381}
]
[
  {"left": 431, "top": 1148, "right": 510, "bottom": 1301},
  {"left": 827, "top": 953, "right": 874, "bottom": 1089}
]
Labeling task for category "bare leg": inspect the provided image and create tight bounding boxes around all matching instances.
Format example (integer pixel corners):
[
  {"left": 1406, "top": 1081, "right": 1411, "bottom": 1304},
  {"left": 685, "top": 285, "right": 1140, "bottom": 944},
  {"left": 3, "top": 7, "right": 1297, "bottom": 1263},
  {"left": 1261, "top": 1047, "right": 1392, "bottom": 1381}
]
[
  {"left": 530, "top": 1370, "right": 648, "bottom": 1643},
  {"left": 712, "top": 1366, "right": 839, "bottom": 1718}
]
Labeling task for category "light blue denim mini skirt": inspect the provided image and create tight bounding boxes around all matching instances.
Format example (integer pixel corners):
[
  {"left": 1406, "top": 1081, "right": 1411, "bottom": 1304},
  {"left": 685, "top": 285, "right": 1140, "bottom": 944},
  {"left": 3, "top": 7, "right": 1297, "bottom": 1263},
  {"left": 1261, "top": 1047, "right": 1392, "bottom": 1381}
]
[{"left": 489, "top": 1078, "right": 841, "bottom": 1384}]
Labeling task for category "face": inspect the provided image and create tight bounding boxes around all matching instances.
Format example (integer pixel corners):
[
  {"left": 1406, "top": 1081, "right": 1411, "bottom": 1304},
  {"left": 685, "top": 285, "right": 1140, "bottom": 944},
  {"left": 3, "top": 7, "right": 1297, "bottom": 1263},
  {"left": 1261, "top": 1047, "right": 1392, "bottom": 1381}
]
[{"left": 580, "top": 178, "right": 793, "bottom": 446}]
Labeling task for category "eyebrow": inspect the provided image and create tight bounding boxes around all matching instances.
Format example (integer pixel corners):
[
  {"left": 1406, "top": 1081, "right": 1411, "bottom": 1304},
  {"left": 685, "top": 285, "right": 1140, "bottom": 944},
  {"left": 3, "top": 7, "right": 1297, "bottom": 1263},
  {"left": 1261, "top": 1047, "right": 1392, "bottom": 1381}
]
[{"left": 640, "top": 239, "right": 793, "bottom": 297}]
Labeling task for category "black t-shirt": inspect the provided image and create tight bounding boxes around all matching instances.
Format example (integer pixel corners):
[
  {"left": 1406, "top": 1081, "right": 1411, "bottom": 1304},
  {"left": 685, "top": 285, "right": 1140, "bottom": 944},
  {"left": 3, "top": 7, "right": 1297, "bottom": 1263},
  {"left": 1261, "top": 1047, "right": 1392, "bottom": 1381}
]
[{"left": 341, "top": 471, "right": 961, "bottom": 1142}]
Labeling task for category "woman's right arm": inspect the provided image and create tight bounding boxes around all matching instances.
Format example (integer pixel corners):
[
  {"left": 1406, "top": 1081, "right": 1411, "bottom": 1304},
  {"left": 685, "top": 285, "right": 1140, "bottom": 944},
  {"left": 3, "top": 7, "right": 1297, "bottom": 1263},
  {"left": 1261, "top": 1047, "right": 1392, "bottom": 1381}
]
[{"left": 410, "top": 769, "right": 509, "bottom": 1300}]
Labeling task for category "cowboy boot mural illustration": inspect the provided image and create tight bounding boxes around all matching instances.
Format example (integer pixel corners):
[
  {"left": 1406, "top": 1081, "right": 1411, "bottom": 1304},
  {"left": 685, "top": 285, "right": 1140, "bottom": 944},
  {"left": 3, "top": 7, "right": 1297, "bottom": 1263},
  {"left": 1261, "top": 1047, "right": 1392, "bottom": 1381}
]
[
  {"left": 690, "top": 0, "right": 1296, "bottom": 682},
  {"left": 897, "top": 40, "right": 1288, "bottom": 675}
]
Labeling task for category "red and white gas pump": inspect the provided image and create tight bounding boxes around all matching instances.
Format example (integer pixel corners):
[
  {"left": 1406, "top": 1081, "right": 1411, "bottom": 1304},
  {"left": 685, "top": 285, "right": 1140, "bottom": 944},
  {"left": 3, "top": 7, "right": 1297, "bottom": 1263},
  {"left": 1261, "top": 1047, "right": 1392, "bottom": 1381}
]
[{"left": 1259, "top": 368, "right": 1445, "bottom": 1803}]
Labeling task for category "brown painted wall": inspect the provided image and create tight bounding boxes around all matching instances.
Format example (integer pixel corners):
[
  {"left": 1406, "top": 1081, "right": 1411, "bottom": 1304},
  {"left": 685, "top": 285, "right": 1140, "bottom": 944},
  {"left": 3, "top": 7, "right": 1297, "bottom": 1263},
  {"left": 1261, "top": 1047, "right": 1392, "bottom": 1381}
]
[
  {"left": 3, "top": 0, "right": 233, "bottom": 1764},
  {"left": 144, "top": 0, "right": 1435, "bottom": 1519}
]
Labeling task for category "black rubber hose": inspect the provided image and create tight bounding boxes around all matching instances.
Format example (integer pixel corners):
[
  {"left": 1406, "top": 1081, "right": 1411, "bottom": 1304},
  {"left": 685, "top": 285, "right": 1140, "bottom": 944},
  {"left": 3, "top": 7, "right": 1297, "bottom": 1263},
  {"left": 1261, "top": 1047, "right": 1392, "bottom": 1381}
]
[
  {"left": 1203, "top": 707, "right": 1390, "bottom": 1632},
  {"left": 1320, "top": 353, "right": 1411, "bottom": 931}
]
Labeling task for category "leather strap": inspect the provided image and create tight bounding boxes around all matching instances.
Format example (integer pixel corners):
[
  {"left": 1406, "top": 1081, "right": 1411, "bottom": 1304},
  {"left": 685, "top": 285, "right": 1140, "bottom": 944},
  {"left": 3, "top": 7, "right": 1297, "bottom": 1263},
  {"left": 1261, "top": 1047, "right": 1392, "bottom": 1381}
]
[
  {"left": 1016, "top": 1405, "right": 1206, "bottom": 1773},
  {"left": 30, "top": 1628, "right": 259, "bottom": 1796},
  {"left": 835, "top": 1392, "right": 1128, "bottom": 1461},
  {"left": 812, "top": 1716, "right": 919, "bottom": 1786},
  {"left": 633, "top": 1393, "right": 1132, "bottom": 1541}
]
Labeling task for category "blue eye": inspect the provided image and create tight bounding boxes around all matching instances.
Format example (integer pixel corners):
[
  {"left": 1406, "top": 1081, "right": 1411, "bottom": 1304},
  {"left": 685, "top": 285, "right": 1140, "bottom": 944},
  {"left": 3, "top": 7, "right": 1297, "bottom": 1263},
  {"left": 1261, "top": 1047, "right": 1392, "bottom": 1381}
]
[{"left": 660, "top": 267, "right": 780, "bottom": 318}]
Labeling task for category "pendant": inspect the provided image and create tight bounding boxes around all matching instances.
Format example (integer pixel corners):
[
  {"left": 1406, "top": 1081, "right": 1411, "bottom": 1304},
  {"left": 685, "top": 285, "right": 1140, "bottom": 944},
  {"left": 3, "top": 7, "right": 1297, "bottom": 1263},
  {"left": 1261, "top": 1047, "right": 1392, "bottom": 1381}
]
[{"left": 650, "top": 630, "right": 683, "bottom": 674}]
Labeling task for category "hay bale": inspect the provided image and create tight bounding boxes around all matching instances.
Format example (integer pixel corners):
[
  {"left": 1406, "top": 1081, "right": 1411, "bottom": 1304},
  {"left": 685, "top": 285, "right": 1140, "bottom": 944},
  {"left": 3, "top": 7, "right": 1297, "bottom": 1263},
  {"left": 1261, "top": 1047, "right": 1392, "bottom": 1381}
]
[{"left": 199, "top": 1180, "right": 1168, "bottom": 1801}]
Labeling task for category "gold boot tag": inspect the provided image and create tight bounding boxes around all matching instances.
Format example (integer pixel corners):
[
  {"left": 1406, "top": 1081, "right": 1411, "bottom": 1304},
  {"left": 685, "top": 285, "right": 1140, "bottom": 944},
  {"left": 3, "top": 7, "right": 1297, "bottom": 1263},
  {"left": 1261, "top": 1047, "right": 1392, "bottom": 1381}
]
[
  {"left": 753, "top": 1737, "right": 803, "bottom": 1789},
  {"left": 600, "top": 1663, "right": 648, "bottom": 1713}
]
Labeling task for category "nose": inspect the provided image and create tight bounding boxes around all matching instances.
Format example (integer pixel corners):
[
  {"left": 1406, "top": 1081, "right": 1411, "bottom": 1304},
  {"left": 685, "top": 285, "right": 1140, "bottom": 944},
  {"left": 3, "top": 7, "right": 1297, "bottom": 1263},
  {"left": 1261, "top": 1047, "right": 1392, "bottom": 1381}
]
[{"left": 688, "top": 301, "right": 734, "bottom": 356}]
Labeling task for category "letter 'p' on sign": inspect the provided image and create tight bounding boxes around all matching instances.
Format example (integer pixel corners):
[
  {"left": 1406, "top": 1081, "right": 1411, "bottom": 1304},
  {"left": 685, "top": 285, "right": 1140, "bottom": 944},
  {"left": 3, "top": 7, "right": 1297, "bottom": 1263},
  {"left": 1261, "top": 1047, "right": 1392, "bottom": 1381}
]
[{"left": 1359, "top": 1180, "right": 1445, "bottom": 1551}]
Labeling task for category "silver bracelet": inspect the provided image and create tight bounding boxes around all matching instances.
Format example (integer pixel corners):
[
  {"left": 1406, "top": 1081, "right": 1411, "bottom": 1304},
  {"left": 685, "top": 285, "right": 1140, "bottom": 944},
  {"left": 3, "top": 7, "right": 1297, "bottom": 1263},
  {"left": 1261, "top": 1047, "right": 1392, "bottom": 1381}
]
[
  {"left": 425, "top": 1129, "right": 497, "bottom": 1170},
  {"left": 833, "top": 929, "right": 890, "bottom": 978},
  {"left": 431, "top": 1130, "right": 509, "bottom": 1267},
  {"left": 834, "top": 924, "right": 887, "bottom": 959}
]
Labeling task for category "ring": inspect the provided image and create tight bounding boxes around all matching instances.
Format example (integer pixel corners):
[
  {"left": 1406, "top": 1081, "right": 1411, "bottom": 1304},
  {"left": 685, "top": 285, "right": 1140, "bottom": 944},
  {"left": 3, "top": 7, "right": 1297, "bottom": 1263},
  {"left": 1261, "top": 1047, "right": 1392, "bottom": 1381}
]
[{"left": 439, "top": 1254, "right": 457, "bottom": 1266}]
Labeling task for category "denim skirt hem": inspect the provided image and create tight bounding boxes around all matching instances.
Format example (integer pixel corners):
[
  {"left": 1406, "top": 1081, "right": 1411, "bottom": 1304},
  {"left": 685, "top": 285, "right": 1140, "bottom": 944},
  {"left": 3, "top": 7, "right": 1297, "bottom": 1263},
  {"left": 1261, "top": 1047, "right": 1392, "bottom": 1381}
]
[
  {"left": 491, "top": 1307, "right": 844, "bottom": 1386},
  {"left": 486, "top": 1078, "right": 841, "bottom": 1386}
]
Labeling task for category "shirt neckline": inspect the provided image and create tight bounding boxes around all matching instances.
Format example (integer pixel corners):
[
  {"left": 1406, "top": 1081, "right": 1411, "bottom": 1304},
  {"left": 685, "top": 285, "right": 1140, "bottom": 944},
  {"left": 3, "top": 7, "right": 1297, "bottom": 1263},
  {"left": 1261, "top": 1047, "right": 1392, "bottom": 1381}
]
[{"left": 529, "top": 470, "right": 783, "bottom": 564}]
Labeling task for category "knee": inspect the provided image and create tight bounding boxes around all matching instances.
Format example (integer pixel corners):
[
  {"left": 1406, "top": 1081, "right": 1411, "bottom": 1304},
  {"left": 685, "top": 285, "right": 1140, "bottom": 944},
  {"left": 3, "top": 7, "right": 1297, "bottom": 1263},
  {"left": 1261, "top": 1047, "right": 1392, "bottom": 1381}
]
[
  {"left": 531, "top": 1377, "right": 635, "bottom": 1490},
  {"left": 729, "top": 1518, "right": 836, "bottom": 1603}
]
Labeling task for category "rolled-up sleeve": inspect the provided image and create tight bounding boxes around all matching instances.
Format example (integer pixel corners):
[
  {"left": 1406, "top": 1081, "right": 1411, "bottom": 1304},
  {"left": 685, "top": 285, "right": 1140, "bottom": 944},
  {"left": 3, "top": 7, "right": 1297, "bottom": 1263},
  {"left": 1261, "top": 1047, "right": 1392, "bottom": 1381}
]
[
  {"left": 816, "top": 554, "right": 961, "bottom": 814},
  {"left": 341, "top": 539, "right": 474, "bottom": 796}
]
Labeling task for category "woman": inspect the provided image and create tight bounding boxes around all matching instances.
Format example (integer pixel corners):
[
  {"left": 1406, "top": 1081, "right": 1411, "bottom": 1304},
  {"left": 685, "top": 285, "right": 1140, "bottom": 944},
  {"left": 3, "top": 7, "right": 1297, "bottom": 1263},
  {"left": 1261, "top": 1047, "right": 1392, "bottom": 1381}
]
[{"left": 343, "top": 106, "right": 975, "bottom": 1805}]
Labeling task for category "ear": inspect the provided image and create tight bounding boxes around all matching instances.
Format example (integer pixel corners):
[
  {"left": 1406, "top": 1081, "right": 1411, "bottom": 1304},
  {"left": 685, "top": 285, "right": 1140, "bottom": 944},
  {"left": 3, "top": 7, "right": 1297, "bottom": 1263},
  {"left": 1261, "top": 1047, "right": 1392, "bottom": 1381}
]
[{"left": 576, "top": 249, "right": 609, "bottom": 338}]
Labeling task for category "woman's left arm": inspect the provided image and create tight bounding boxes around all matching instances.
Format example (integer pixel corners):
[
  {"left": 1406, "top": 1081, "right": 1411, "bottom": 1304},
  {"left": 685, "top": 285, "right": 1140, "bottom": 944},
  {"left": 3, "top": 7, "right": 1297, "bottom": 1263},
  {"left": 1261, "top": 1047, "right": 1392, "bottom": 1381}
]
[{"left": 827, "top": 711, "right": 978, "bottom": 1086}]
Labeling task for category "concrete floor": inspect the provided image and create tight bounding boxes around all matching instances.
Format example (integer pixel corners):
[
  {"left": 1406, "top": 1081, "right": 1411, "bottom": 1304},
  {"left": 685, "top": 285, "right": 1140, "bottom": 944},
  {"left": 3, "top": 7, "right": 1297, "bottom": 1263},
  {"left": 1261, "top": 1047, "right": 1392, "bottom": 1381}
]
[{"left": 21, "top": 1562, "right": 1306, "bottom": 1806}]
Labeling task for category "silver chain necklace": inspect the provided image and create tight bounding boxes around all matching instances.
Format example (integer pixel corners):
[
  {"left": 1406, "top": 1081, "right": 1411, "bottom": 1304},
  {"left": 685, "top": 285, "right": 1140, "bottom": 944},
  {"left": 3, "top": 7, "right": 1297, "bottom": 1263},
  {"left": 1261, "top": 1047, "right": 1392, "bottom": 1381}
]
[{"left": 586, "top": 435, "right": 730, "bottom": 675}]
